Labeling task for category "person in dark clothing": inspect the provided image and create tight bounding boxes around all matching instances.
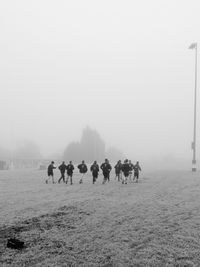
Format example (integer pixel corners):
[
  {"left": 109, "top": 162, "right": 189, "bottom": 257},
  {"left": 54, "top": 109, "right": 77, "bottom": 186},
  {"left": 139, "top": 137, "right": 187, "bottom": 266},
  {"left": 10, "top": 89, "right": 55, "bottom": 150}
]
[
  {"left": 58, "top": 161, "right": 67, "bottom": 183},
  {"left": 114, "top": 160, "right": 122, "bottom": 181},
  {"left": 46, "top": 161, "right": 56, "bottom": 184},
  {"left": 134, "top": 161, "right": 142, "bottom": 183},
  {"left": 100, "top": 159, "right": 112, "bottom": 184},
  {"left": 77, "top": 160, "right": 88, "bottom": 184},
  {"left": 90, "top": 161, "right": 99, "bottom": 184},
  {"left": 121, "top": 159, "right": 130, "bottom": 184},
  {"left": 66, "top": 161, "right": 74, "bottom": 185},
  {"left": 128, "top": 160, "right": 134, "bottom": 182}
]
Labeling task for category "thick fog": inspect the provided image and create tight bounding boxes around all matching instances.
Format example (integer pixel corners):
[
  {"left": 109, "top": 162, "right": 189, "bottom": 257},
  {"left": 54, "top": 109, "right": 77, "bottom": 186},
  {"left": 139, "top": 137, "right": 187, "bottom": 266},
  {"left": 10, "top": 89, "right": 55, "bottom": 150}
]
[{"left": 0, "top": 0, "right": 199, "bottom": 165}]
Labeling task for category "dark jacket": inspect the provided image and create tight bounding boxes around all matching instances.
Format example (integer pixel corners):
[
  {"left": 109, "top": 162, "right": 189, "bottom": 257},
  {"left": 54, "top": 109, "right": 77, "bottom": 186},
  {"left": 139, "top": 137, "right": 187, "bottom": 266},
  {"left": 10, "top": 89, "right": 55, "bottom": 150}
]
[
  {"left": 121, "top": 163, "right": 130, "bottom": 175},
  {"left": 134, "top": 164, "right": 141, "bottom": 173},
  {"left": 66, "top": 164, "right": 74, "bottom": 175},
  {"left": 114, "top": 163, "right": 122, "bottom": 174},
  {"left": 47, "top": 164, "right": 56, "bottom": 176},
  {"left": 78, "top": 163, "right": 88, "bottom": 174},
  {"left": 100, "top": 163, "right": 112, "bottom": 174},
  {"left": 58, "top": 163, "right": 67, "bottom": 173},
  {"left": 128, "top": 163, "right": 134, "bottom": 171},
  {"left": 90, "top": 163, "right": 99, "bottom": 174}
]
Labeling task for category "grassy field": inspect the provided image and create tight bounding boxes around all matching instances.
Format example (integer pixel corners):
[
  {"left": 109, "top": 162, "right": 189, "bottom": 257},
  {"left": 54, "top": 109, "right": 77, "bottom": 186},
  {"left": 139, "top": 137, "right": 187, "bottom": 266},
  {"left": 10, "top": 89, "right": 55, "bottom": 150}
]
[{"left": 1, "top": 169, "right": 200, "bottom": 266}]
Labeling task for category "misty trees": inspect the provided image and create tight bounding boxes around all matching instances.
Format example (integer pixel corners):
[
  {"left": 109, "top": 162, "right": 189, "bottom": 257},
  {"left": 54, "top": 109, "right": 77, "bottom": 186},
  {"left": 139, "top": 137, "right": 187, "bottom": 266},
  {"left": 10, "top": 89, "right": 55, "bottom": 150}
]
[
  {"left": 0, "top": 141, "right": 42, "bottom": 160},
  {"left": 63, "top": 126, "right": 125, "bottom": 163},
  {"left": 13, "top": 140, "right": 42, "bottom": 159},
  {"left": 80, "top": 126, "right": 105, "bottom": 162},
  {"left": 0, "top": 142, "right": 42, "bottom": 169},
  {"left": 63, "top": 126, "right": 105, "bottom": 163},
  {"left": 63, "top": 142, "right": 82, "bottom": 163}
]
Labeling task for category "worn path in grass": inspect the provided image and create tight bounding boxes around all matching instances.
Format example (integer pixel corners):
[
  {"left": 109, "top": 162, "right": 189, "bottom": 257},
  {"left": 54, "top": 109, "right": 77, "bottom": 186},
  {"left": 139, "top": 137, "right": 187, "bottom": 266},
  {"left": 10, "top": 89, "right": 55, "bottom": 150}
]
[{"left": 1, "top": 170, "right": 200, "bottom": 266}]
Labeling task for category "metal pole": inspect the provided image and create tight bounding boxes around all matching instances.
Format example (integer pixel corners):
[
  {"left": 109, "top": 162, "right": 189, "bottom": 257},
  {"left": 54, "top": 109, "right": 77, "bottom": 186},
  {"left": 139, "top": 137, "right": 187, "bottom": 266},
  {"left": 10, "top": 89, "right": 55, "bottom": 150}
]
[{"left": 192, "top": 44, "right": 197, "bottom": 171}]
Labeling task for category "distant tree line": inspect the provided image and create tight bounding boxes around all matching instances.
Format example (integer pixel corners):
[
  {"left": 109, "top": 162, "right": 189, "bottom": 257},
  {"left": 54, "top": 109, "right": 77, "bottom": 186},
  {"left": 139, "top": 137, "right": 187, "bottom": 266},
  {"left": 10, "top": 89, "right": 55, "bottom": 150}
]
[
  {"left": 0, "top": 140, "right": 42, "bottom": 160},
  {"left": 63, "top": 126, "right": 124, "bottom": 163},
  {"left": 13, "top": 140, "right": 42, "bottom": 159},
  {"left": 0, "top": 127, "right": 124, "bottom": 164}
]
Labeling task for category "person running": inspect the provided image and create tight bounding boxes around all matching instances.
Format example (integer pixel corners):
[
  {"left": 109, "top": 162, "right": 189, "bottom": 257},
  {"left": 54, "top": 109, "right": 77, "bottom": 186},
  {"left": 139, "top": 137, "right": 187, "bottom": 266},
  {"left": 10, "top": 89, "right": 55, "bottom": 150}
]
[
  {"left": 134, "top": 161, "right": 142, "bottom": 183},
  {"left": 90, "top": 161, "right": 99, "bottom": 184},
  {"left": 100, "top": 159, "right": 112, "bottom": 184},
  {"left": 128, "top": 160, "right": 134, "bottom": 182},
  {"left": 121, "top": 159, "right": 130, "bottom": 184},
  {"left": 114, "top": 160, "right": 122, "bottom": 181},
  {"left": 46, "top": 161, "right": 56, "bottom": 184},
  {"left": 58, "top": 161, "right": 67, "bottom": 183},
  {"left": 77, "top": 160, "right": 88, "bottom": 184},
  {"left": 66, "top": 161, "right": 74, "bottom": 185}
]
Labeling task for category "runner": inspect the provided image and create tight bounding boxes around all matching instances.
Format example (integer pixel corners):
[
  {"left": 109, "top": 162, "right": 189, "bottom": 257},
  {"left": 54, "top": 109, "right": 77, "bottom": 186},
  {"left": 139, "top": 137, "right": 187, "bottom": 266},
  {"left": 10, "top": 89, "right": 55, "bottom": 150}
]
[
  {"left": 134, "top": 161, "right": 142, "bottom": 183},
  {"left": 114, "top": 160, "right": 122, "bottom": 181},
  {"left": 121, "top": 159, "right": 130, "bottom": 184},
  {"left": 90, "top": 161, "right": 99, "bottom": 184},
  {"left": 58, "top": 161, "right": 67, "bottom": 183},
  {"left": 46, "top": 161, "right": 56, "bottom": 184},
  {"left": 100, "top": 159, "right": 112, "bottom": 184},
  {"left": 128, "top": 160, "right": 134, "bottom": 182},
  {"left": 77, "top": 160, "right": 88, "bottom": 184},
  {"left": 66, "top": 161, "right": 74, "bottom": 185}
]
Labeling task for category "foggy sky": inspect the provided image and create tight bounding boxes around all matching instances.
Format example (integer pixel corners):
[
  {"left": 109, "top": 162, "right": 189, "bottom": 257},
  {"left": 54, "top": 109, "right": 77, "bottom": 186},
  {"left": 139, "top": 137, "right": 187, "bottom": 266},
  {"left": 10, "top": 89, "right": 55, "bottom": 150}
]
[{"left": 0, "top": 0, "right": 199, "bottom": 161}]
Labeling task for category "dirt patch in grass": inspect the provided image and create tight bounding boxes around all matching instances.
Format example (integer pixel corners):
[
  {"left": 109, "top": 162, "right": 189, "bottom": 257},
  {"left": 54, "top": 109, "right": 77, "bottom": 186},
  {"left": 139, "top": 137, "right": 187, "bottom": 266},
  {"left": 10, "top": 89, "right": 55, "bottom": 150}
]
[{"left": 0, "top": 205, "right": 95, "bottom": 266}]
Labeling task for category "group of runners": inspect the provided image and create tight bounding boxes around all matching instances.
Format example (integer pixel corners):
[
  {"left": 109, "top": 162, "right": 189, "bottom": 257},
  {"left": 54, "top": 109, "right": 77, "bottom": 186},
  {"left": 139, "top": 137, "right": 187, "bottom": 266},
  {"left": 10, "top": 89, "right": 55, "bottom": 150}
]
[{"left": 45, "top": 158, "right": 141, "bottom": 185}]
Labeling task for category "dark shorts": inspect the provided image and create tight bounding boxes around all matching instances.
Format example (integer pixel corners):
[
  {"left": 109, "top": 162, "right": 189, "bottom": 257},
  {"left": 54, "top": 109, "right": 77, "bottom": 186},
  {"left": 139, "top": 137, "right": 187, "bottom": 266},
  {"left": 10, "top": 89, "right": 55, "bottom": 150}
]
[
  {"left": 103, "top": 172, "right": 109, "bottom": 179},
  {"left": 134, "top": 172, "right": 139, "bottom": 178},
  {"left": 92, "top": 172, "right": 98, "bottom": 178},
  {"left": 124, "top": 172, "right": 129, "bottom": 177},
  {"left": 48, "top": 172, "right": 53, "bottom": 177}
]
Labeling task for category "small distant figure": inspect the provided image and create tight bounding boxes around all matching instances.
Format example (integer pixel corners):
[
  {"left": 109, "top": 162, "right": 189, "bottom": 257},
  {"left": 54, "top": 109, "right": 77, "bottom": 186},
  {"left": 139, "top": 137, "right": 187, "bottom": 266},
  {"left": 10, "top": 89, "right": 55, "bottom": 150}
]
[
  {"left": 46, "top": 161, "right": 56, "bottom": 184},
  {"left": 66, "top": 161, "right": 74, "bottom": 185},
  {"left": 128, "top": 160, "right": 134, "bottom": 182},
  {"left": 100, "top": 159, "right": 112, "bottom": 184},
  {"left": 77, "top": 160, "right": 88, "bottom": 184},
  {"left": 114, "top": 160, "right": 122, "bottom": 181},
  {"left": 133, "top": 161, "right": 142, "bottom": 183},
  {"left": 90, "top": 161, "right": 99, "bottom": 184},
  {"left": 58, "top": 161, "right": 67, "bottom": 183},
  {"left": 121, "top": 159, "right": 130, "bottom": 184}
]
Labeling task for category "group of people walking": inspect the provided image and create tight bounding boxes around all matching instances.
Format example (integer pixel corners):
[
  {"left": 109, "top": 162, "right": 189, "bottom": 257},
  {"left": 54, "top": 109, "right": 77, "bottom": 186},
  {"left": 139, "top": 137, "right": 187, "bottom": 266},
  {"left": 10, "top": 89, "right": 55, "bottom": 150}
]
[
  {"left": 114, "top": 159, "right": 141, "bottom": 184},
  {"left": 45, "top": 159, "right": 141, "bottom": 185}
]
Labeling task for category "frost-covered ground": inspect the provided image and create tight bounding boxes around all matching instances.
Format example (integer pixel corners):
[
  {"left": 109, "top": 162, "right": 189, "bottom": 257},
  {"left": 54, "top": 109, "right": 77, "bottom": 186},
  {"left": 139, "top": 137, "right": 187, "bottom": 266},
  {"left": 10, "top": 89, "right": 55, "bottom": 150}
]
[{"left": 1, "top": 169, "right": 200, "bottom": 266}]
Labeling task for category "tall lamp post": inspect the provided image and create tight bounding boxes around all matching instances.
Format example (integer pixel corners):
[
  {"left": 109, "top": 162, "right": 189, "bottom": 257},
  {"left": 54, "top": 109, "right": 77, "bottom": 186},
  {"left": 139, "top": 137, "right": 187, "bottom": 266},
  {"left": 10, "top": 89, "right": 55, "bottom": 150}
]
[{"left": 189, "top": 42, "right": 198, "bottom": 172}]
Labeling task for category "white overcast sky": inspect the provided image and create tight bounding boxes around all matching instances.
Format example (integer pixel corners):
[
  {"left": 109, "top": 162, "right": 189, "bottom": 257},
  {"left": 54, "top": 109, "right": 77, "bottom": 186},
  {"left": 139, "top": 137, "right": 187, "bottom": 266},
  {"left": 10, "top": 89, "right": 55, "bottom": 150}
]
[{"left": 0, "top": 0, "right": 199, "bottom": 160}]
